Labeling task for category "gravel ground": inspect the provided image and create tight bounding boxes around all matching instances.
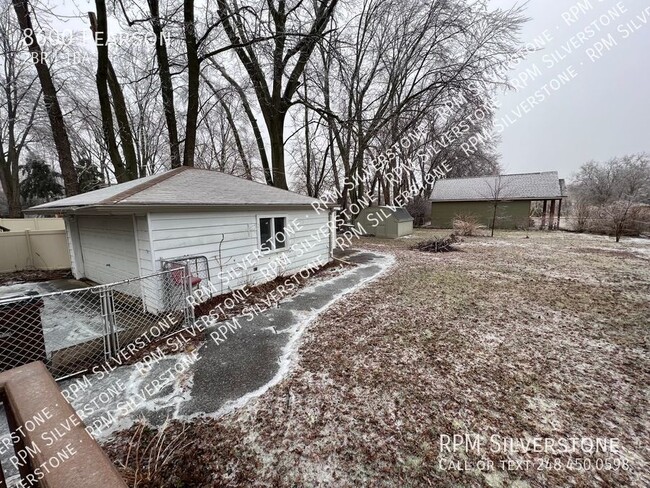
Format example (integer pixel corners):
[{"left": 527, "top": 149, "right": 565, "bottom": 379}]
[{"left": 104, "top": 230, "right": 650, "bottom": 487}]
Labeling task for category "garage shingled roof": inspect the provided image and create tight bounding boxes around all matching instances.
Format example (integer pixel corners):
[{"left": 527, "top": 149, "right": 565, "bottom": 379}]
[
  {"left": 26, "top": 167, "right": 320, "bottom": 213},
  {"left": 430, "top": 172, "right": 566, "bottom": 202}
]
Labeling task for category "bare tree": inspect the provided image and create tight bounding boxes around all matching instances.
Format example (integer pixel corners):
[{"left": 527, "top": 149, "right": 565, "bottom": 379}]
[
  {"left": 1, "top": 0, "right": 525, "bottom": 210},
  {"left": 116, "top": 41, "right": 168, "bottom": 177},
  {"left": 288, "top": 70, "right": 333, "bottom": 197},
  {"left": 147, "top": 0, "right": 182, "bottom": 168},
  {"left": 89, "top": 2, "right": 139, "bottom": 182},
  {"left": 0, "top": 1, "right": 41, "bottom": 216},
  {"left": 12, "top": 0, "right": 78, "bottom": 195},
  {"left": 119, "top": 0, "right": 279, "bottom": 171},
  {"left": 483, "top": 175, "right": 512, "bottom": 237},
  {"left": 60, "top": 60, "right": 112, "bottom": 184},
  {"left": 208, "top": 58, "right": 272, "bottom": 183},
  {"left": 215, "top": 0, "right": 339, "bottom": 189},
  {"left": 574, "top": 153, "right": 650, "bottom": 241},
  {"left": 312, "top": 0, "right": 523, "bottom": 216}
]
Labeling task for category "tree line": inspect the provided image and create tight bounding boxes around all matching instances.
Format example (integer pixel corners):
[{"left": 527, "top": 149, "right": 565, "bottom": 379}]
[
  {"left": 571, "top": 153, "right": 650, "bottom": 242},
  {"left": 1, "top": 0, "right": 527, "bottom": 217}
]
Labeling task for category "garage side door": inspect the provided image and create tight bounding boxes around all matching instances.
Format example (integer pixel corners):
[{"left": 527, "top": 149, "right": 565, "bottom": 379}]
[{"left": 78, "top": 216, "right": 139, "bottom": 284}]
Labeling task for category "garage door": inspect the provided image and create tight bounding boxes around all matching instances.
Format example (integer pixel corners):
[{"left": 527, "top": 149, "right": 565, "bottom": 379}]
[{"left": 78, "top": 216, "right": 139, "bottom": 284}]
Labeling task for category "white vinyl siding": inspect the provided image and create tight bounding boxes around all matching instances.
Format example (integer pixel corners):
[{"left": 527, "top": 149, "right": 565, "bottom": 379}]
[
  {"left": 77, "top": 215, "right": 139, "bottom": 283},
  {"left": 134, "top": 215, "right": 153, "bottom": 276},
  {"left": 148, "top": 208, "right": 331, "bottom": 293},
  {"left": 64, "top": 215, "right": 83, "bottom": 279}
]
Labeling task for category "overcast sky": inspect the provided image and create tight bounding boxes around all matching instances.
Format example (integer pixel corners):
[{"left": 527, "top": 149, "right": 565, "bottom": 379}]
[{"left": 490, "top": 0, "right": 650, "bottom": 181}]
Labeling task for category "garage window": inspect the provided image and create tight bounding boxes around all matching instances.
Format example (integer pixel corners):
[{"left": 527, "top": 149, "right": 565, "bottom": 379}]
[{"left": 259, "top": 217, "right": 287, "bottom": 251}]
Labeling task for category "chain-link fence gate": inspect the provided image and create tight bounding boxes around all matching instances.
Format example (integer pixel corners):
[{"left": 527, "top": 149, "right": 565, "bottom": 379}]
[{"left": 0, "top": 267, "right": 197, "bottom": 379}]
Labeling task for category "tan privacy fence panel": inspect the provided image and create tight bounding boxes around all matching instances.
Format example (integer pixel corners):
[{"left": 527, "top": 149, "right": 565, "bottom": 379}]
[
  {"left": 0, "top": 230, "right": 71, "bottom": 272},
  {"left": 0, "top": 217, "right": 65, "bottom": 232}
]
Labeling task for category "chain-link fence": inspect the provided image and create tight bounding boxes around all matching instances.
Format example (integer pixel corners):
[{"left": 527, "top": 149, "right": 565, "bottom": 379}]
[{"left": 0, "top": 268, "right": 195, "bottom": 379}]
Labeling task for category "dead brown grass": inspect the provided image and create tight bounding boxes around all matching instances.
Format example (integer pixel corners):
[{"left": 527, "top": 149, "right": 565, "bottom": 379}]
[{"left": 104, "top": 231, "right": 650, "bottom": 487}]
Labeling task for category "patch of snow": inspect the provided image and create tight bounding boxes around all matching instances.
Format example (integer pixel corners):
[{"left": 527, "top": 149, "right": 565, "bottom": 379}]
[
  {"left": 0, "top": 282, "right": 49, "bottom": 299},
  {"left": 64, "top": 350, "right": 199, "bottom": 441}
]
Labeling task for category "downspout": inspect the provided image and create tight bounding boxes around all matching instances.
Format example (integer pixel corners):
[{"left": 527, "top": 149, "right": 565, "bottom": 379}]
[{"left": 328, "top": 206, "right": 338, "bottom": 259}]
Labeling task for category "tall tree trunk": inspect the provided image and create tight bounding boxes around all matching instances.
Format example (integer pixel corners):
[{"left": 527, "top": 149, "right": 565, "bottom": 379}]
[
  {"left": 12, "top": 0, "right": 78, "bottom": 195},
  {"left": 210, "top": 60, "right": 272, "bottom": 184},
  {"left": 183, "top": 0, "right": 199, "bottom": 167},
  {"left": 7, "top": 188, "right": 22, "bottom": 217},
  {"left": 321, "top": 44, "right": 341, "bottom": 196},
  {"left": 92, "top": 4, "right": 137, "bottom": 181},
  {"left": 0, "top": 162, "right": 21, "bottom": 218},
  {"left": 89, "top": 8, "right": 125, "bottom": 182},
  {"left": 327, "top": 122, "right": 340, "bottom": 195},
  {"left": 266, "top": 112, "right": 288, "bottom": 189},
  {"left": 106, "top": 63, "right": 138, "bottom": 180},
  {"left": 303, "top": 73, "right": 313, "bottom": 195},
  {"left": 148, "top": 0, "right": 181, "bottom": 168},
  {"left": 220, "top": 100, "right": 252, "bottom": 179},
  {"left": 0, "top": 95, "right": 21, "bottom": 216}
]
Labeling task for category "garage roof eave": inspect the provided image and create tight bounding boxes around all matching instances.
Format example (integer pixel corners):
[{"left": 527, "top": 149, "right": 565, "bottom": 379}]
[
  {"left": 25, "top": 202, "right": 319, "bottom": 215},
  {"left": 23, "top": 205, "right": 85, "bottom": 216},
  {"left": 430, "top": 196, "right": 565, "bottom": 203}
]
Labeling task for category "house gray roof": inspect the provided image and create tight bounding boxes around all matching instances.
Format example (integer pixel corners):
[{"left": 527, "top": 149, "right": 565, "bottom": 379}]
[
  {"left": 430, "top": 172, "right": 566, "bottom": 202},
  {"left": 26, "top": 167, "right": 320, "bottom": 214}
]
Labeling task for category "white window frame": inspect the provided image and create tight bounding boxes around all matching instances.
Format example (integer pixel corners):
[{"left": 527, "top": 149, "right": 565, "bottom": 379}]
[{"left": 257, "top": 214, "right": 289, "bottom": 253}]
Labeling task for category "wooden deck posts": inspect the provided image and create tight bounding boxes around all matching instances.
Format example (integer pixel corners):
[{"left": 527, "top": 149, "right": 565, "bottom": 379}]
[
  {"left": 549, "top": 200, "right": 556, "bottom": 230},
  {"left": 539, "top": 199, "right": 563, "bottom": 230}
]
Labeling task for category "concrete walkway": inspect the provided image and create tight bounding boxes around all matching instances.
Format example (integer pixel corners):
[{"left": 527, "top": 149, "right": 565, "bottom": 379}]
[
  {"left": 0, "top": 250, "right": 390, "bottom": 483},
  {"left": 61, "top": 250, "right": 393, "bottom": 436}
]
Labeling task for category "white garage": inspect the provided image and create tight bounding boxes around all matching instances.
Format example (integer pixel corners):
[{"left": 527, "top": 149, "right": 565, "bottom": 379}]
[
  {"left": 76, "top": 215, "right": 139, "bottom": 284},
  {"left": 27, "top": 167, "right": 336, "bottom": 303}
]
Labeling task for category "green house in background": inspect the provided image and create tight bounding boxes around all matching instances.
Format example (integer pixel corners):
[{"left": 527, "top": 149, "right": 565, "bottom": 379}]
[{"left": 430, "top": 172, "right": 566, "bottom": 230}]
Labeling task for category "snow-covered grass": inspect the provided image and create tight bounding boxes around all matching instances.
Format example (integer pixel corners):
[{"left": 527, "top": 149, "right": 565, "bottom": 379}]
[
  {"left": 0, "top": 281, "right": 109, "bottom": 353},
  {"left": 104, "top": 230, "right": 650, "bottom": 487}
]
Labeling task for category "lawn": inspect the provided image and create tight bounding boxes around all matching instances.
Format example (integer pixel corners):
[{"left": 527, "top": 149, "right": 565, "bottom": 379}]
[{"left": 105, "top": 230, "right": 650, "bottom": 487}]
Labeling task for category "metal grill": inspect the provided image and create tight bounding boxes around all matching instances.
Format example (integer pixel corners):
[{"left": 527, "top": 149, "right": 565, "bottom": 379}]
[{"left": 0, "top": 268, "right": 195, "bottom": 379}]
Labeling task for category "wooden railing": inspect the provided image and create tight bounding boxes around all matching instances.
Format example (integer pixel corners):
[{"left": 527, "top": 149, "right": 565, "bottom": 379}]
[{"left": 0, "top": 362, "right": 127, "bottom": 487}]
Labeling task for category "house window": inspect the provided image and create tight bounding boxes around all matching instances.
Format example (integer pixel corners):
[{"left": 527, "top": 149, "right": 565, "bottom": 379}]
[{"left": 259, "top": 217, "right": 287, "bottom": 251}]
